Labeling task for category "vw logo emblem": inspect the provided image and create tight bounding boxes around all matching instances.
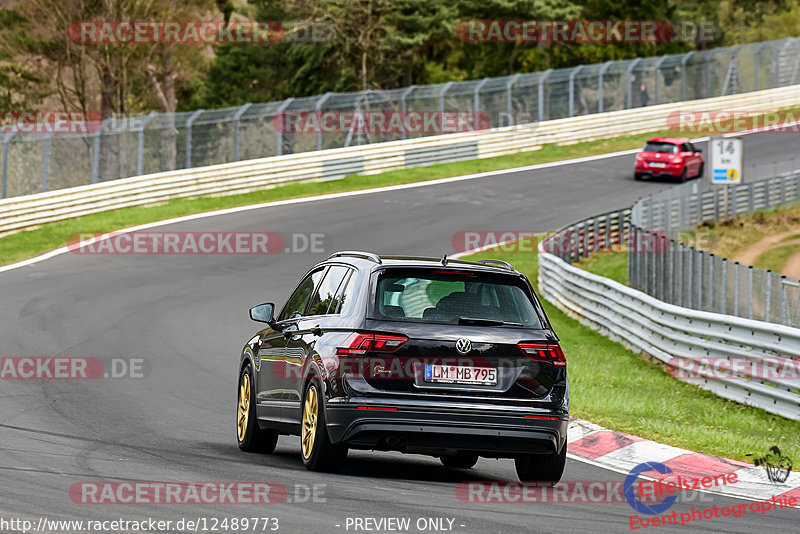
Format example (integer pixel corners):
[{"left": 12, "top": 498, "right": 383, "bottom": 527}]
[{"left": 455, "top": 338, "right": 472, "bottom": 354}]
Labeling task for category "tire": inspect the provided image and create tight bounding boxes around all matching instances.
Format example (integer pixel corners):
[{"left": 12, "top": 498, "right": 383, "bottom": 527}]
[
  {"left": 237, "top": 363, "right": 279, "bottom": 453},
  {"left": 301, "top": 378, "right": 348, "bottom": 472},
  {"left": 678, "top": 167, "right": 688, "bottom": 183},
  {"left": 441, "top": 452, "right": 479, "bottom": 469},
  {"left": 515, "top": 444, "right": 566, "bottom": 483},
  {"left": 634, "top": 173, "right": 643, "bottom": 181}
]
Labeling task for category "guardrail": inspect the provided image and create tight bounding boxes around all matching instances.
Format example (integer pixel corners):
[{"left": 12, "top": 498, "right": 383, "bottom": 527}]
[
  {"left": 630, "top": 170, "right": 800, "bottom": 327},
  {"left": 538, "top": 225, "right": 800, "bottom": 421},
  {"left": 3, "top": 85, "right": 800, "bottom": 238}
]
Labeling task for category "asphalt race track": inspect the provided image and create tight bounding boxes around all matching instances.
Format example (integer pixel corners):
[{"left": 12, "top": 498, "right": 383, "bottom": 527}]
[{"left": 1, "top": 133, "right": 799, "bottom": 533}]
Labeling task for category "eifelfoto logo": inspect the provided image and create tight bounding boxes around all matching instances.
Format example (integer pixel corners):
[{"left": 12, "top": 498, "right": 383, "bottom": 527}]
[{"left": 748, "top": 446, "right": 793, "bottom": 484}]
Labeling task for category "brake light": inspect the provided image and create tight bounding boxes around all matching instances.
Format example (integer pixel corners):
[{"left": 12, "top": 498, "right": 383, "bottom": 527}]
[
  {"left": 356, "top": 406, "right": 398, "bottom": 411},
  {"left": 337, "top": 333, "right": 408, "bottom": 355},
  {"left": 518, "top": 342, "right": 566, "bottom": 367},
  {"left": 524, "top": 414, "right": 560, "bottom": 420}
]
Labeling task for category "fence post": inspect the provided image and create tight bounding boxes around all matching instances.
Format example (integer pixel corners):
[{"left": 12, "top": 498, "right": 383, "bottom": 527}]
[
  {"left": 680, "top": 52, "right": 693, "bottom": 101},
  {"left": 734, "top": 262, "right": 740, "bottom": 315},
  {"left": 668, "top": 237, "right": 674, "bottom": 303},
  {"left": 653, "top": 55, "right": 668, "bottom": 104},
  {"left": 687, "top": 250, "right": 694, "bottom": 309},
  {"left": 780, "top": 276, "right": 787, "bottom": 325},
  {"left": 598, "top": 61, "right": 612, "bottom": 113},
  {"left": 708, "top": 253, "right": 714, "bottom": 311},
  {"left": 626, "top": 58, "right": 642, "bottom": 109},
  {"left": 185, "top": 109, "right": 204, "bottom": 168},
  {"left": 42, "top": 133, "right": 52, "bottom": 193},
  {"left": 473, "top": 78, "right": 489, "bottom": 122},
  {"left": 90, "top": 120, "right": 105, "bottom": 184},
  {"left": 538, "top": 69, "right": 552, "bottom": 121},
  {"left": 568, "top": 66, "right": 583, "bottom": 117},
  {"left": 748, "top": 266, "right": 754, "bottom": 319},
  {"left": 400, "top": 86, "right": 417, "bottom": 140},
  {"left": 137, "top": 112, "right": 157, "bottom": 176},
  {"left": 753, "top": 42, "right": 766, "bottom": 90},
  {"left": 275, "top": 97, "right": 295, "bottom": 156},
  {"left": 1, "top": 132, "right": 13, "bottom": 198},
  {"left": 677, "top": 244, "right": 684, "bottom": 306},
  {"left": 313, "top": 93, "right": 332, "bottom": 152},
  {"left": 506, "top": 74, "right": 520, "bottom": 121},
  {"left": 765, "top": 271, "right": 772, "bottom": 321},
  {"left": 721, "top": 258, "right": 727, "bottom": 314},
  {"left": 233, "top": 103, "right": 252, "bottom": 162},
  {"left": 748, "top": 183, "right": 755, "bottom": 211}
]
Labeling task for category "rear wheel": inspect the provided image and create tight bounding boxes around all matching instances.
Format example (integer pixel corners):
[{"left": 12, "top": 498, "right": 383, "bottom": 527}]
[
  {"left": 441, "top": 452, "right": 479, "bottom": 469},
  {"left": 237, "top": 364, "right": 279, "bottom": 453},
  {"left": 634, "top": 173, "right": 643, "bottom": 181},
  {"left": 301, "top": 379, "right": 348, "bottom": 472},
  {"left": 697, "top": 162, "right": 704, "bottom": 179},
  {"left": 515, "top": 444, "right": 566, "bottom": 483},
  {"left": 678, "top": 167, "right": 688, "bottom": 183}
]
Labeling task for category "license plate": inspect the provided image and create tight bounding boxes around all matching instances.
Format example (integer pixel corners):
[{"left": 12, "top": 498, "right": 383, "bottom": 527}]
[
  {"left": 424, "top": 364, "right": 497, "bottom": 385},
  {"left": 649, "top": 162, "right": 667, "bottom": 168}
]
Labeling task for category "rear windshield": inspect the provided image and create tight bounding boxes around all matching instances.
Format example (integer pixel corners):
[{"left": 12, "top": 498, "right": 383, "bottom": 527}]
[
  {"left": 643, "top": 142, "right": 678, "bottom": 153},
  {"left": 373, "top": 269, "right": 542, "bottom": 328}
]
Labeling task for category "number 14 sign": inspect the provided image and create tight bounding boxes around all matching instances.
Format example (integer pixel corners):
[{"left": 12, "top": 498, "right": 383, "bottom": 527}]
[{"left": 710, "top": 136, "right": 744, "bottom": 184}]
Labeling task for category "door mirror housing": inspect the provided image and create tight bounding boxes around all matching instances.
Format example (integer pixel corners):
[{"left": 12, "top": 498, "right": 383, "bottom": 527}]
[{"left": 250, "top": 303, "right": 279, "bottom": 328}]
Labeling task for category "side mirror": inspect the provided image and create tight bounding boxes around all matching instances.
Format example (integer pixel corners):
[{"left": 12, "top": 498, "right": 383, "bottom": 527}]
[{"left": 250, "top": 303, "right": 278, "bottom": 328}]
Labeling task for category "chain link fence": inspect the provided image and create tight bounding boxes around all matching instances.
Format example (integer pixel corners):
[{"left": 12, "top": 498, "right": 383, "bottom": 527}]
[
  {"left": 629, "top": 164, "right": 800, "bottom": 327},
  {"left": 542, "top": 157, "right": 800, "bottom": 327},
  {"left": 3, "top": 37, "right": 800, "bottom": 199}
]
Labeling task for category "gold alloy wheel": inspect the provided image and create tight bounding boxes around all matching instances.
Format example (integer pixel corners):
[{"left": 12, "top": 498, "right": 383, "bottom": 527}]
[
  {"left": 302, "top": 385, "right": 318, "bottom": 459},
  {"left": 237, "top": 372, "right": 250, "bottom": 442}
]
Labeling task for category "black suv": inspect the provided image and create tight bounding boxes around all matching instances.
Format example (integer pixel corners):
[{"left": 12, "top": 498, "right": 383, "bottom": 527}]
[{"left": 236, "top": 251, "right": 569, "bottom": 482}]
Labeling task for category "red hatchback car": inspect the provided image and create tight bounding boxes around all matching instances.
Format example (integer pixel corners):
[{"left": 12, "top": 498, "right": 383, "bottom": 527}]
[{"left": 634, "top": 137, "right": 704, "bottom": 182}]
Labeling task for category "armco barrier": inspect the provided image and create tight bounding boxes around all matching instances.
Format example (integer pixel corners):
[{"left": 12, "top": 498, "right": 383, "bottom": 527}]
[
  {"left": 2, "top": 85, "right": 800, "bottom": 238},
  {"left": 538, "top": 213, "right": 800, "bottom": 421}
]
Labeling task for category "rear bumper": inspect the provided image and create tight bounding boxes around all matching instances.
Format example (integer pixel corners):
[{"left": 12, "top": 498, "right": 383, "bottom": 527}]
[
  {"left": 325, "top": 398, "right": 568, "bottom": 457},
  {"left": 635, "top": 162, "right": 683, "bottom": 178}
]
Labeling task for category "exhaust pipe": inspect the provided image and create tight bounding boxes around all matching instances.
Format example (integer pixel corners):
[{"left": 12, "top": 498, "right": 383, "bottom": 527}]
[
  {"left": 397, "top": 436, "right": 408, "bottom": 449},
  {"left": 386, "top": 435, "right": 398, "bottom": 447}
]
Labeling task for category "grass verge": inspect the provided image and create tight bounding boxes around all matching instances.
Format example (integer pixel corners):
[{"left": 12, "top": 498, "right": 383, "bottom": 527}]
[
  {"left": 0, "top": 129, "right": 682, "bottom": 266},
  {"left": 464, "top": 247, "right": 800, "bottom": 467}
]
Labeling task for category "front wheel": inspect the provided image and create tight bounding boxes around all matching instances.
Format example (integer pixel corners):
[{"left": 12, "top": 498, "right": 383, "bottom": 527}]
[
  {"left": 237, "top": 364, "right": 279, "bottom": 453},
  {"left": 301, "top": 379, "right": 348, "bottom": 472},
  {"left": 515, "top": 444, "right": 566, "bottom": 483}
]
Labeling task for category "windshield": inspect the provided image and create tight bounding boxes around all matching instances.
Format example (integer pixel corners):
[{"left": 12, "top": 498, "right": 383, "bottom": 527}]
[
  {"left": 643, "top": 142, "right": 679, "bottom": 153},
  {"left": 373, "top": 269, "right": 542, "bottom": 328}
]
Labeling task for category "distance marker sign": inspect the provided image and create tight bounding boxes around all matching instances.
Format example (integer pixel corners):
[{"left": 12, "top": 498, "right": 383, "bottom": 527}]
[{"left": 710, "top": 136, "right": 743, "bottom": 184}]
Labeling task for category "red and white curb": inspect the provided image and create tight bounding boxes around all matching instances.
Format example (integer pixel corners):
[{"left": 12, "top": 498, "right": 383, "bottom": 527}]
[{"left": 567, "top": 419, "right": 800, "bottom": 504}]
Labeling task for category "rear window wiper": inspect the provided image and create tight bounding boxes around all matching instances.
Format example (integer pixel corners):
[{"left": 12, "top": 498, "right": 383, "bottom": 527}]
[{"left": 458, "top": 317, "right": 523, "bottom": 327}]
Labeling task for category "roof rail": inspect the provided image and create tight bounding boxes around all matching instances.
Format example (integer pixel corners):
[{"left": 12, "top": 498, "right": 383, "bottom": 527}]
[
  {"left": 328, "top": 251, "right": 382, "bottom": 264},
  {"left": 477, "top": 259, "right": 514, "bottom": 270}
]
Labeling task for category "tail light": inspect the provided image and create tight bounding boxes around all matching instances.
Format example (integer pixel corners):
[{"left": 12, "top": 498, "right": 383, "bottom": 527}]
[
  {"left": 337, "top": 333, "right": 408, "bottom": 356},
  {"left": 518, "top": 342, "right": 566, "bottom": 367}
]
